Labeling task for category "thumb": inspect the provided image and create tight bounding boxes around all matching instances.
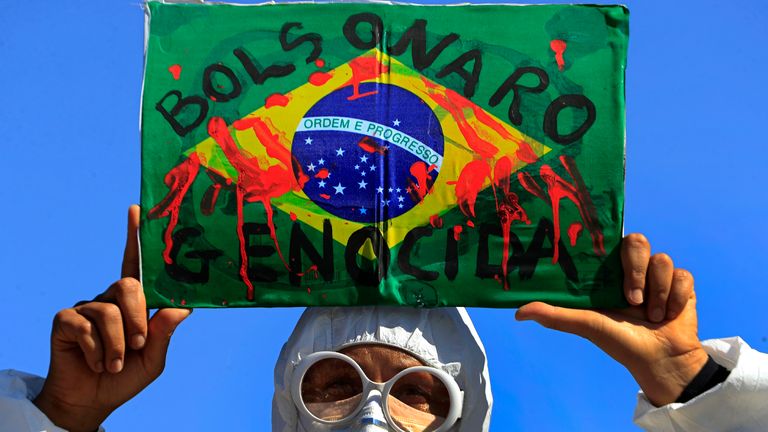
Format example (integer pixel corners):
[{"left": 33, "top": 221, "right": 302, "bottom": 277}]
[
  {"left": 142, "top": 308, "right": 192, "bottom": 374},
  {"left": 516, "top": 302, "right": 611, "bottom": 345}
]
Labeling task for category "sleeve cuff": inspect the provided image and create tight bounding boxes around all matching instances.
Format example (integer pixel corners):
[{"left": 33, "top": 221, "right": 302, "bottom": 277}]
[
  {"left": 0, "top": 370, "right": 106, "bottom": 432},
  {"left": 632, "top": 337, "right": 768, "bottom": 432}
]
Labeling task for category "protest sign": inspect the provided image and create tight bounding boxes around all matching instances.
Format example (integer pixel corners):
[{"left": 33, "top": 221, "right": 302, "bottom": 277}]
[{"left": 140, "top": 2, "right": 628, "bottom": 308}]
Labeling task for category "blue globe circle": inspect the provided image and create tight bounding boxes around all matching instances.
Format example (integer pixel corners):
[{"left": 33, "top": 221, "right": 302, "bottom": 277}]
[{"left": 292, "top": 83, "right": 444, "bottom": 223}]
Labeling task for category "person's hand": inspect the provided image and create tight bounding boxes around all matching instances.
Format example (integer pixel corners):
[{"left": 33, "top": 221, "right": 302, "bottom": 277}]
[
  {"left": 515, "top": 233, "right": 708, "bottom": 406},
  {"left": 33, "top": 206, "right": 192, "bottom": 432}
]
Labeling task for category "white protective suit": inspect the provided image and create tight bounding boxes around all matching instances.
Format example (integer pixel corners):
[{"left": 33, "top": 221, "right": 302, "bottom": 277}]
[{"left": 2, "top": 330, "right": 767, "bottom": 431}]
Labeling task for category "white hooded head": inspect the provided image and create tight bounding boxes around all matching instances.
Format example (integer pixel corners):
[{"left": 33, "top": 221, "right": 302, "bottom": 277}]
[{"left": 272, "top": 307, "right": 492, "bottom": 431}]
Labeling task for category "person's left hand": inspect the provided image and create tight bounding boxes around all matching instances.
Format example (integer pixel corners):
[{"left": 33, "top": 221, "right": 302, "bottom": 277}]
[{"left": 515, "top": 233, "right": 709, "bottom": 406}]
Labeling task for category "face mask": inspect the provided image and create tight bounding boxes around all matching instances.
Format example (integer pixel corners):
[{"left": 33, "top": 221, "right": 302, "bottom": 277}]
[{"left": 292, "top": 351, "right": 462, "bottom": 432}]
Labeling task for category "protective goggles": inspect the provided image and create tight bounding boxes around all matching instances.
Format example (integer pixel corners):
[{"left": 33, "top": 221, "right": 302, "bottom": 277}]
[{"left": 291, "top": 351, "right": 464, "bottom": 432}]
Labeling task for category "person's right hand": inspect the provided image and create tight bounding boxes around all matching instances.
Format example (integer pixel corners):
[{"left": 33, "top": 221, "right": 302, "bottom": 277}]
[{"left": 33, "top": 206, "right": 191, "bottom": 432}]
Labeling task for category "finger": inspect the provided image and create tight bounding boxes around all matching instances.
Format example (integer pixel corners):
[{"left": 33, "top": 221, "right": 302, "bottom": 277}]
[
  {"left": 122, "top": 205, "right": 141, "bottom": 280},
  {"left": 141, "top": 308, "right": 192, "bottom": 378},
  {"left": 621, "top": 233, "right": 651, "bottom": 305},
  {"left": 77, "top": 303, "right": 126, "bottom": 374},
  {"left": 666, "top": 268, "right": 694, "bottom": 320},
  {"left": 516, "top": 302, "right": 610, "bottom": 345},
  {"left": 646, "top": 253, "right": 674, "bottom": 323},
  {"left": 52, "top": 309, "right": 105, "bottom": 373},
  {"left": 100, "top": 278, "right": 148, "bottom": 350}
]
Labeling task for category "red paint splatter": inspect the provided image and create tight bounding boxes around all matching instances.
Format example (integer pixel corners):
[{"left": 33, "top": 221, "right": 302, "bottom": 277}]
[
  {"left": 290, "top": 211, "right": 297, "bottom": 222},
  {"left": 519, "top": 155, "right": 605, "bottom": 263},
  {"left": 307, "top": 287, "right": 312, "bottom": 294},
  {"left": 550, "top": 40, "right": 567, "bottom": 71},
  {"left": 421, "top": 78, "right": 498, "bottom": 159},
  {"left": 314, "top": 168, "right": 330, "bottom": 179},
  {"left": 408, "top": 161, "right": 433, "bottom": 202},
  {"left": 515, "top": 140, "right": 539, "bottom": 164},
  {"left": 342, "top": 56, "right": 390, "bottom": 101},
  {"left": 170, "top": 298, "right": 175, "bottom": 304},
  {"left": 309, "top": 71, "right": 333, "bottom": 86},
  {"left": 320, "top": 193, "right": 331, "bottom": 200},
  {"left": 222, "top": 300, "right": 228, "bottom": 306},
  {"left": 180, "top": 299, "right": 187, "bottom": 306},
  {"left": 357, "top": 136, "right": 388, "bottom": 155},
  {"left": 452, "top": 160, "right": 491, "bottom": 219},
  {"left": 453, "top": 225, "right": 463, "bottom": 241},
  {"left": 168, "top": 64, "right": 182, "bottom": 80},
  {"left": 497, "top": 192, "right": 531, "bottom": 290},
  {"left": 568, "top": 222, "right": 583, "bottom": 247},
  {"left": 429, "top": 214, "right": 443, "bottom": 228},
  {"left": 148, "top": 153, "right": 201, "bottom": 264},
  {"left": 315, "top": 58, "right": 325, "bottom": 68},
  {"left": 466, "top": 220, "right": 475, "bottom": 228},
  {"left": 265, "top": 93, "right": 290, "bottom": 109},
  {"left": 297, "top": 264, "right": 319, "bottom": 279}
]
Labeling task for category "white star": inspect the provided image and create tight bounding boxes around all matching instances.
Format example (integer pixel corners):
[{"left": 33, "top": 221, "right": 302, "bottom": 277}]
[
  {"left": 370, "top": 165, "right": 376, "bottom": 172},
  {"left": 398, "top": 203, "right": 404, "bottom": 209},
  {"left": 333, "top": 183, "right": 346, "bottom": 195},
  {"left": 336, "top": 147, "right": 345, "bottom": 157},
  {"left": 376, "top": 186, "right": 384, "bottom": 194},
  {"left": 307, "top": 162, "right": 316, "bottom": 172},
  {"left": 360, "top": 208, "right": 367, "bottom": 215},
  {"left": 381, "top": 199, "right": 390, "bottom": 206},
  {"left": 358, "top": 180, "right": 367, "bottom": 189},
  {"left": 388, "top": 187, "right": 394, "bottom": 193},
  {"left": 318, "top": 158, "right": 325, "bottom": 165},
  {"left": 396, "top": 188, "right": 401, "bottom": 193},
  {"left": 398, "top": 196, "right": 404, "bottom": 202},
  {"left": 305, "top": 137, "right": 313, "bottom": 145},
  {"left": 360, "top": 171, "right": 366, "bottom": 177},
  {"left": 360, "top": 155, "right": 368, "bottom": 163},
  {"left": 393, "top": 119, "right": 401, "bottom": 127},
  {"left": 318, "top": 180, "right": 326, "bottom": 188},
  {"left": 354, "top": 164, "right": 360, "bottom": 170}
]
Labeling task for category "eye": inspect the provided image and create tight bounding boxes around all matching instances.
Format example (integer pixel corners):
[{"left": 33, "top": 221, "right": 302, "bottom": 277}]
[
  {"left": 301, "top": 358, "right": 363, "bottom": 402},
  {"left": 389, "top": 371, "right": 451, "bottom": 417}
]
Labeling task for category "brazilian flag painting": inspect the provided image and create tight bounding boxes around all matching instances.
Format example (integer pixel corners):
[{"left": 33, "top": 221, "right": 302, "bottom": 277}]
[{"left": 140, "top": 2, "right": 629, "bottom": 308}]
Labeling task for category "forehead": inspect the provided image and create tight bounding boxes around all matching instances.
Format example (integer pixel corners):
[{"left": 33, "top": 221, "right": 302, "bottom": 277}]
[{"left": 339, "top": 343, "right": 425, "bottom": 382}]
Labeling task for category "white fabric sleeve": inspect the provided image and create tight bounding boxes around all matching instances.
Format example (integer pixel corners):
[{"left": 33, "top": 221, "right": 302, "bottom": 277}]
[
  {"left": 0, "top": 370, "right": 106, "bottom": 432},
  {"left": 633, "top": 337, "right": 768, "bottom": 432}
]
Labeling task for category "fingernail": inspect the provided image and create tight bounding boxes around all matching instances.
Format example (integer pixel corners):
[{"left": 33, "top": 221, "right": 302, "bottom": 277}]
[
  {"left": 132, "top": 334, "right": 146, "bottom": 349},
  {"left": 111, "top": 358, "right": 123, "bottom": 373},
  {"left": 650, "top": 307, "right": 664, "bottom": 323},
  {"left": 95, "top": 361, "right": 104, "bottom": 373},
  {"left": 630, "top": 288, "right": 644, "bottom": 304}
]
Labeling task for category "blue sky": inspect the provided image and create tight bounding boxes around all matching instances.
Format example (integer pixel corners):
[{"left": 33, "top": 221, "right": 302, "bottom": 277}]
[{"left": 1, "top": 1, "right": 767, "bottom": 430}]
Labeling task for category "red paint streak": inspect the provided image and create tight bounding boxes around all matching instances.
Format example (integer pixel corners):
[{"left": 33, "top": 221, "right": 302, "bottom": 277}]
[
  {"left": 307, "top": 287, "right": 312, "bottom": 294},
  {"left": 207, "top": 116, "right": 309, "bottom": 300},
  {"left": 550, "top": 40, "right": 567, "bottom": 71},
  {"left": 408, "top": 161, "right": 433, "bottom": 202},
  {"left": 297, "top": 264, "right": 319, "bottom": 279},
  {"left": 497, "top": 192, "right": 531, "bottom": 290},
  {"left": 568, "top": 222, "right": 583, "bottom": 247},
  {"left": 452, "top": 160, "right": 491, "bottom": 218},
  {"left": 357, "top": 136, "right": 388, "bottom": 155},
  {"left": 147, "top": 153, "right": 201, "bottom": 264},
  {"left": 265, "top": 93, "right": 290, "bottom": 109},
  {"left": 290, "top": 211, "right": 297, "bottom": 222},
  {"left": 493, "top": 156, "right": 514, "bottom": 198},
  {"left": 453, "top": 225, "right": 463, "bottom": 241},
  {"left": 521, "top": 156, "right": 605, "bottom": 264},
  {"left": 201, "top": 169, "right": 231, "bottom": 216},
  {"left": 309, "top": 71, "right": 333, "bottom": 86},
  {"left": 314, "top": 168, "right": 330, "bottom": 179},
  {"left": 466, "top": 220, "right": 475, "bottom": 228},
  {"left": 315, "top": 58, "right": 325, "bottom": 68},
  {"left": 168, "top": 64, "right": 182, "bottom": 80},
  {"left": 421, "top": 78, "right": 498, "bottom": 159},
  {"left": 320, "top": 193, "right": 331, "bottom": 200},
  {"left": 429, "top": 214, "right": 443, "bottom": 228},
  {"left": 341, "top": 56, "right": 390, "bottom": 101},
  {"left": 515, "top": 140, "right": 539, "bottom": 164}
]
